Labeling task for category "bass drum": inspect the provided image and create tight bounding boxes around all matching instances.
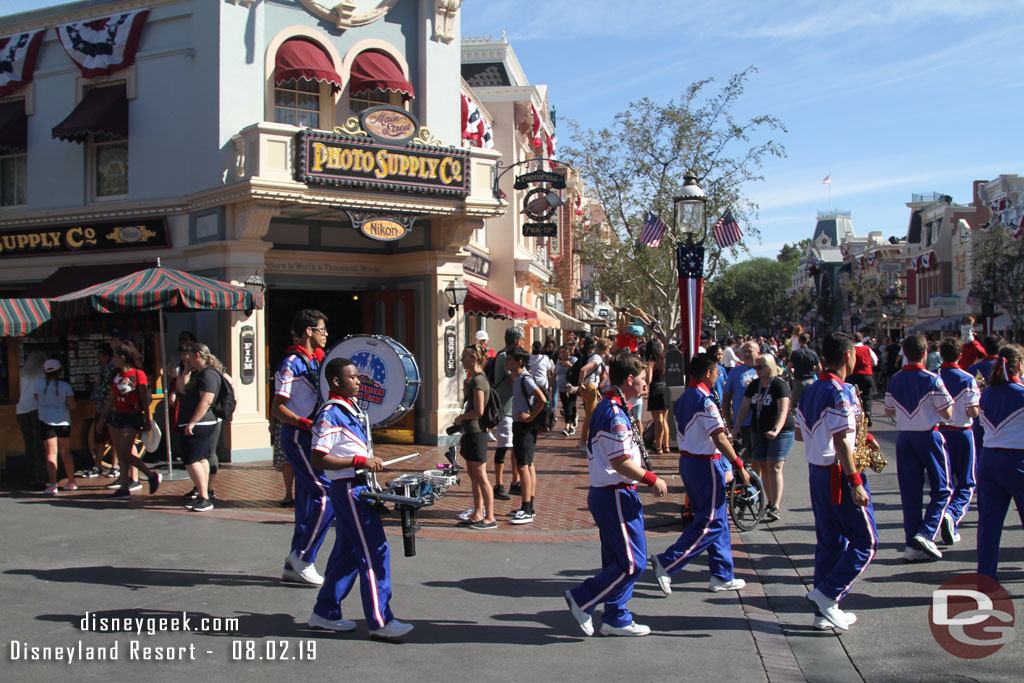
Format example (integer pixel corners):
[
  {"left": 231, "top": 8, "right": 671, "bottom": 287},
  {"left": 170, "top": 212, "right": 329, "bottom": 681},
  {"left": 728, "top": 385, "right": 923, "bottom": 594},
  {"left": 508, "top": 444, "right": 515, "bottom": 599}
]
[{"left": 319, "top": 335, "right": 421, "bottom": 427}]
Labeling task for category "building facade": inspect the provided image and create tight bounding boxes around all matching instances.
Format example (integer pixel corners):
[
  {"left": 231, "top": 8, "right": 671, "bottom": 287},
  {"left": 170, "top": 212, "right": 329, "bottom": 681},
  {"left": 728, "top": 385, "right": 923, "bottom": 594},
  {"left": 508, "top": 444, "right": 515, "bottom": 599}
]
[{"left": 0, "top": 0, "right": 504, "bottom": 459}]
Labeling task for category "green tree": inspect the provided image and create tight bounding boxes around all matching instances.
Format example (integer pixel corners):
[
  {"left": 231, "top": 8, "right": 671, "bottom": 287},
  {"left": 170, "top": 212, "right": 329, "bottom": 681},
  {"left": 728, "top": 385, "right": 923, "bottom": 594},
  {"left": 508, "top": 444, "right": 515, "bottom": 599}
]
[
  {"left": 562, "top": 67, "right": 786, "bottom": 336},
  {"left": 777, "top": 239, "right": 810, "bottom": 264},
  {"left": 972, "top": 223, "right": 1024, "bottom": 341},
  {"left": 706, "top": 257, "right": 797, "bottom": 335}
]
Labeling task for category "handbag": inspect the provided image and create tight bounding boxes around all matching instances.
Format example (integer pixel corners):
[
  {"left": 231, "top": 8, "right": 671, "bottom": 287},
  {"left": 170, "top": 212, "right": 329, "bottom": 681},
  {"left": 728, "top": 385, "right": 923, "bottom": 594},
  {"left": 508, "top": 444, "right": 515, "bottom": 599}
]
[{"left": 520, "top": 375, "right": 555, "bottom": 432}]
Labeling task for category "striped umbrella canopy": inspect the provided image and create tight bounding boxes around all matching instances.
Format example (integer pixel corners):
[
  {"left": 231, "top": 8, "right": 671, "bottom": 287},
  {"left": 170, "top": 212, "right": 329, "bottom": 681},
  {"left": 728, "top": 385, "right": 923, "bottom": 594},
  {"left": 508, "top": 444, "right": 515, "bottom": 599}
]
[
  {"left": 0, "top": 298, "right": 51, "bottom": 337},
  {"left": 49, "top": 266, "right": 263, "bottom": 318}
]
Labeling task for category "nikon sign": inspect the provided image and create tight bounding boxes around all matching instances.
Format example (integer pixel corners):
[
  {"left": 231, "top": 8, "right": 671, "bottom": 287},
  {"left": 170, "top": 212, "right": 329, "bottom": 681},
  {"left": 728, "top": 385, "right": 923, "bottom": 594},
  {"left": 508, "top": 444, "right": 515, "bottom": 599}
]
[{"left": 296, "top": 130, "right": 470, "bottom": 197}]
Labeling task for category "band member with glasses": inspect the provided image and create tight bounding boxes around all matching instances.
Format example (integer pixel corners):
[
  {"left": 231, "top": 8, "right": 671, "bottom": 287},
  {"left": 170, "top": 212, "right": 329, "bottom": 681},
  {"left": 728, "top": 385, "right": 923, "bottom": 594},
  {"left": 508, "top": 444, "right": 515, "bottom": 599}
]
[{"left": 273, "top": 309, "right": 332, "bottom": 586}]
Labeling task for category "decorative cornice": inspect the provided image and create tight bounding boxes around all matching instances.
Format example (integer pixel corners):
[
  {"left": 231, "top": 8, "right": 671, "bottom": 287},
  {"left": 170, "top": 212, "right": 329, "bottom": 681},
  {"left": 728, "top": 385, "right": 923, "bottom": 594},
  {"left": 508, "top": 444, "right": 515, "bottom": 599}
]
[
  {"left": 432, "top": 0, "right": 461, "bottom": 44},
  {"left": 296, "top": 0, "right": 398, "bottom": 31}
]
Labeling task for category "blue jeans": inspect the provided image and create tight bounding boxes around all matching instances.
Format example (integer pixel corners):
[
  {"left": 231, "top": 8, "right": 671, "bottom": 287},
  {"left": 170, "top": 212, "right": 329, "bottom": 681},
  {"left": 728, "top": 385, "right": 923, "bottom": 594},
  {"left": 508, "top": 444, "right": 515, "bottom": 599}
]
[{"left": 751, "top": 429, "right": 795, "bottom": 462}]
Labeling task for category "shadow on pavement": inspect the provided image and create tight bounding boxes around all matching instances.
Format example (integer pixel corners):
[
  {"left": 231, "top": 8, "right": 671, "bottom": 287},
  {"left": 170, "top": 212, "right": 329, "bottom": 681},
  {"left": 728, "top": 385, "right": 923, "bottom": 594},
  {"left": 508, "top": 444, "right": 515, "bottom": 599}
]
[{"left": 5, "top": 566, "right": 286, "bottom": 590}]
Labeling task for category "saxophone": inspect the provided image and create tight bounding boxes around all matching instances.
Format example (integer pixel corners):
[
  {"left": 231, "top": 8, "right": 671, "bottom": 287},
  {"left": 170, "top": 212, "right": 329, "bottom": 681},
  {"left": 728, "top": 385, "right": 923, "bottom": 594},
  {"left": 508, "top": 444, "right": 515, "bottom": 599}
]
[{"left": 853, "top": 410, "right": 887, "bottom": 473}]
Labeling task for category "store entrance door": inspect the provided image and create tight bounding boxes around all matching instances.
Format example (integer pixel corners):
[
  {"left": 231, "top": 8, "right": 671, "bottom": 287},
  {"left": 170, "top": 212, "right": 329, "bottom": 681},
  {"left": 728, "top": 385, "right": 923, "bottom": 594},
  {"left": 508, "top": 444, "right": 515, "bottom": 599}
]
[{"left": 362, "top": 290, "right": 417, "bottom": 442}]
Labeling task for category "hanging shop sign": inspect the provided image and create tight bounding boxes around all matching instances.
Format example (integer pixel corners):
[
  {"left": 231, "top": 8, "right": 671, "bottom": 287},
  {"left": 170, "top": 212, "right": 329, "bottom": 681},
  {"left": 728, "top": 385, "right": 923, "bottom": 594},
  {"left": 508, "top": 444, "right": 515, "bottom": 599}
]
[
  {"left": 360, "top": 105, "right": 419, "bottom": 145},
  {"left": 929, "top": 294, "right": 961, "bottom": 309},
  {"left": 514, "top": 170, "right": 565, "bottom": 190},
  {"left": 345, "top": 211, "right": 417, "bottom": 242},
  {"left": 239, "top": 325, "right": 256, "bottom": 385},
  {"left": 523, "top": 222, "right": 557, "bottom": 237},
  {"left": 296, "top": 129, "right": 470, "bottom": 196},
  {"left": 463, "top": 249, "right": 491, "bottom": 279},
  {"left": 444, "top": 325, "right": 457, "bottom": 378},
  {"left": 0, "top": 218, "right": 168, "bottom": 259}
]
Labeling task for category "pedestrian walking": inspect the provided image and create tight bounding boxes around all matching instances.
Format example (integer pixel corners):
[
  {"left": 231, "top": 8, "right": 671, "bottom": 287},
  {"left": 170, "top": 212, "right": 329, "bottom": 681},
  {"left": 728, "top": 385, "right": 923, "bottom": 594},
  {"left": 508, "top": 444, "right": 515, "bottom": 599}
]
[
  {"left": 34, "top": 359, "right": 78, "bottom": 494},
  {"left": 564, "top": 352, "right": 667, "bottom": 637},
  {"left": 16, "top": 351, "right": 46, "bottom": 489},
  {"left": 936, "top": 336, "right": 980, "bottom": 545},
  {"left": 452, "top": 344, "right": 496, "bottom": 529}
]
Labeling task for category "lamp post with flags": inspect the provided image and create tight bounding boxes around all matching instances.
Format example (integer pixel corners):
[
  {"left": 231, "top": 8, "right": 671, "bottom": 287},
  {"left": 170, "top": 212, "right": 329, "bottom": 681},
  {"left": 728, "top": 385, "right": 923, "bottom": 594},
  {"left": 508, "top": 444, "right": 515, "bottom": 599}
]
[{"left": 673, "top": 174, "right": 708, "bottom": 377}]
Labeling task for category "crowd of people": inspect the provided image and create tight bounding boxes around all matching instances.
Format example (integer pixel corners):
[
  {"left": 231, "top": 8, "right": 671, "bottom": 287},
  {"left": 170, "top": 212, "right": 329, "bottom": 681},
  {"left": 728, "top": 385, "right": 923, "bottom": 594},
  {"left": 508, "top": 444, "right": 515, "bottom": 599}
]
[{"left": 17, "top": 329, "right": 237, "bottom": 510}]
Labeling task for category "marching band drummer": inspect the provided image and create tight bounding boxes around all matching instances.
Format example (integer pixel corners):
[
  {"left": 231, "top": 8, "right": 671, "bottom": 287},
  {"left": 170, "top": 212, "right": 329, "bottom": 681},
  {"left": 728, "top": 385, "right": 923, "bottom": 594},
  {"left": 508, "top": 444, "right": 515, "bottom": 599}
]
[
  {"left": 936, "top": 337, "right": 981, "bottom": 546},
  {"left": 795, "top": 332, "right": 878, "bottom": 631},
  {"left": 976, "top": 344, "right": 1024, "bottom": 581},
  {"left": 564, "top": 352, "right": 667, "bottom": 638},
  {"left": 307, "top": 357, "right": 413, "bottom": 640},
  {"left": 650, "top": 353, "right": 749, "bottom": 599},
  {"left": 273, "top": 309, "right": 333, "bottom": 586}
]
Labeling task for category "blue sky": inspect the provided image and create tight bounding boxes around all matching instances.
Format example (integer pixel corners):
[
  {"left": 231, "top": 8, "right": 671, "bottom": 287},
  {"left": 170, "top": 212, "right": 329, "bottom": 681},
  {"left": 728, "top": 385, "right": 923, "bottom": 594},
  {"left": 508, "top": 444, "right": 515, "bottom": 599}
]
[
  {"left": 7, "top": 0, "right": 1022, "bottom": 259},
  {"left": 461, "top": 0, "right": 1024, "bottom": 258}
]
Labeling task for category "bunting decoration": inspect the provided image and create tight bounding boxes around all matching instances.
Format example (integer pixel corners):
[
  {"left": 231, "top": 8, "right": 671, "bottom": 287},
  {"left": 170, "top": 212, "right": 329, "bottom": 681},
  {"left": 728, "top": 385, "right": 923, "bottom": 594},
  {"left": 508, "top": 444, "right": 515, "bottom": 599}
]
[
  {"left": 0, "top": 29, "right": 44, "bottom": 97},
  {"left": 56, "top": 9, "right": 149, "bottom": 78},
  {"left": 575, "top": 194, "right": 583, "bottom": 216},
  {"left": 460, "top": 89, "right": 493, "bottom": 149},
  {"left": 531, "top": 104, "right": 542, "bottom": 148},
  {"left": 867, "top": 251, "right": 877, "bottom": 266},
  {"left": 677, "top": 244, "right": 705, "bottom": 367},
  {"left": 546, "top": 132, "right": 557, "bottom": 165}
]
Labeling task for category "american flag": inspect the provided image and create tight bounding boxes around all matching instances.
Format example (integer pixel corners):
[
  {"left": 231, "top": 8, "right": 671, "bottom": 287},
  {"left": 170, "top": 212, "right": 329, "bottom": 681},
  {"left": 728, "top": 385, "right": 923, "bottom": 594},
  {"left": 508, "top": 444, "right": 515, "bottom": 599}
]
[
  {"left": 639, "top": 212, "right": 668, "bottom": 247},
  {"left": 712, "top": 209, "right": 742, "bottom": 249},
  {"left": 677, "top": 244, "right": 705, "bottom": 367}
]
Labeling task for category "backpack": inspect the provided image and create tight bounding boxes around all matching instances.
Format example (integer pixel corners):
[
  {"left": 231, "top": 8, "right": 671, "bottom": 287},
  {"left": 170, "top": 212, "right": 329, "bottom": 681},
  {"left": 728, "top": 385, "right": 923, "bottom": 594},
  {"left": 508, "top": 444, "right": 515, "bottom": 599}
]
[
  {"left": 520, "top": 375, "right": 555, "bottom": 432},
  {"left": 211, "top": 372, "right": 236, "bottom": 420},
  {"left": 566, "top": 355, "right": 588, "bottom": 387},
  {"left": 479, "top": 380, "right": 503, "bottom": 431}
]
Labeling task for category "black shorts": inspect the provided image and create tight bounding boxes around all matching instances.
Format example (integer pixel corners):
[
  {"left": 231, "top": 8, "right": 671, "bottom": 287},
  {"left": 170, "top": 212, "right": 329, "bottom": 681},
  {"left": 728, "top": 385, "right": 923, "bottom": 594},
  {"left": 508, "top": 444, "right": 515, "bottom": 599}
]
[
  {"left": 109, "top": 411, "right": 145, "bottom": 431},
  {"left": 648, "top": 383, "right": 671, "bottom": 411},
  {"left": 178, "top": 423, "right": 217, "bottom": 465},
  {"left": 511, "top": 421, "right": 537, "bottom": 467},
  {"left": 459, "top": 430, "right": 488, "bottom": 463},
  {"left": 40, "top": 422, "right": 70, "bottom": 440}
]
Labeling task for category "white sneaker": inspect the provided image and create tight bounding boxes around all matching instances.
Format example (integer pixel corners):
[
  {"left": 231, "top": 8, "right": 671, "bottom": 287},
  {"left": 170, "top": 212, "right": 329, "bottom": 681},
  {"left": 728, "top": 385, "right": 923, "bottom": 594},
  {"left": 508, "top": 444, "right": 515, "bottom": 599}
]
[
  {"left": 806, "top": 588, "right": 848, "bottom": 631},
  {"left": 487, "top": 432, "right": 497, "bottom": 442},
  {"left": 370, "top": 619, "right": 414, "bottom": 640},
  {"left": 308, "top": 613, "right": 356, "bottom": 632},
  {"left": 939, "top": 513, "right": 957, "bottom": 545},
  {"left": 951, "top": 531, "right": 962, "bottom": 544},
  {"left": 282, "top": 551, "right": 324, "bottom": 585},
  {"left": 651, "top": 555, "right": 671, "bottom": 597},
  {"left": 903, "top": 546, "right": 937, "bottom": 563},
  {"left": 509, "top": 510, "right": 535, "bottom": 525},
  {"left": 709, "top": 576, "right": 746, "bottom": 592},
  {"left": 563, "top": 590, "right": 594, "bottom": 636},
  {"left": 911, "top": 533, "right": 942, "bottom": 560},
  {"left": 600, "top": 621, "right": 651, "bottom": 637},
  {"left": 813, "top": 610, "right": 857, "bottom": 630}
]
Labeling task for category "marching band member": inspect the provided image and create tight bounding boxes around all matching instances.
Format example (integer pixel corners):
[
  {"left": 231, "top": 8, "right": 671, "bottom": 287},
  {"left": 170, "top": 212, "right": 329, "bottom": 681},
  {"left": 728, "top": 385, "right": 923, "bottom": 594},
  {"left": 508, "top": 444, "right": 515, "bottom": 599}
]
[
  {"left": 272, "top": 309, "right": 333, "bottom": 586},
  {"left": 884, "top": 334, "right": 954, "bottom": 562},
  {"left": 565, "top": 353, "right": 667, "bottom": 637},
  {"left": 936, "top": 337, "right": 980, "bottom": 545},
  {"left": 795, "top": 332, "right": 877, "bottom": 631},
  {"left": 966, "top": 335, "right": 1003, "bottom": 460},
  {"left": 651, "top": 353, "right": 749, "bottom": 598},
  {"left": 308, "top": 357, "right": 412, "bottom": 639},
  {"left": 976, "top": 344, "right": 1024, "bottom": 581}
]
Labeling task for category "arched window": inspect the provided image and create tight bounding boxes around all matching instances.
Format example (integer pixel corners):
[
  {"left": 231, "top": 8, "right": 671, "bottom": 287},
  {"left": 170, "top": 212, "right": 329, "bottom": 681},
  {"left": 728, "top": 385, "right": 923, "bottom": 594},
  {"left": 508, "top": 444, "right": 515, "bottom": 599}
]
[
  {"left": 348, "top": 49, "right": 414, "bottom": 113},
  {"left": 273, "top": 38, "right": 342, "bottom": 129}
]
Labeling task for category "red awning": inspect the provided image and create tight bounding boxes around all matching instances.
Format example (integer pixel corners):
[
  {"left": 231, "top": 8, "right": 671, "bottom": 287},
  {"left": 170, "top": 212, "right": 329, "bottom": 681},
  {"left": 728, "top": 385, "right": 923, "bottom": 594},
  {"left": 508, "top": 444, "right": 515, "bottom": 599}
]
[
  {"left": 464, "top": 282, "right": 537, "bottom": 321},
  {"left": 275, "top": 38, "right": 342, "bottom": 91},
  {"left": 26, "top": 261, "right": 158, "bottom": 298},
  {"left": 0, "top": 100, "right": 27, "bottom": 153},
  {"left": 350, "top": 50, "right": 414, "bottom": 99},
  {"left": 52, "top": 83, "right": 127, "bottom": 143}
]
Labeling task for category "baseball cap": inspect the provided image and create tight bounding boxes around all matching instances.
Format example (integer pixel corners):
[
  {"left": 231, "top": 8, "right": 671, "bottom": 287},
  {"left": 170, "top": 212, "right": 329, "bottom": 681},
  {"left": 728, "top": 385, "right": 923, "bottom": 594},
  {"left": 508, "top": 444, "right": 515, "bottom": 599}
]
[
  {"left": 475, "top": 330, "right": 489, "bottom": 341},
  {"left": 44, "top": 359, "right": 62, "bottom": 373}
]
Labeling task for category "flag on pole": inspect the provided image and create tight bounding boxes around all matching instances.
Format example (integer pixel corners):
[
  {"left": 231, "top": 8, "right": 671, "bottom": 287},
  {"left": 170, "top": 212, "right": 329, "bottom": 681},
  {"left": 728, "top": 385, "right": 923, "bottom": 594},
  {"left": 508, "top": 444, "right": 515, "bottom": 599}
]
[
  {"left": 531, "top": 104, "right": 542, "bottom": 148},
  {"left": 677, "top": 244, "right": 705, "bottom": 366},
  {"left": 822, "top": 174, "right": 831, "bottom": 184},
  {"left": 712, "top": 209, "right": 742, "bottom": 249},
  {"left": 639, "top": 212, "right": 668, "bottom": 247}
]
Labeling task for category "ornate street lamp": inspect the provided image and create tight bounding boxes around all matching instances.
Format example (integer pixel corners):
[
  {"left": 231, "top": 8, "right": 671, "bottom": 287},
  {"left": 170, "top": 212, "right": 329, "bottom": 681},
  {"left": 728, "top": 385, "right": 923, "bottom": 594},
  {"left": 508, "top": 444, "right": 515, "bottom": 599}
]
[
  {"left": 673, "top": 174, "right": 707, "bottom": 240},
  {"left": 444, "top": 277, "right": 468, "bottom": 319}
]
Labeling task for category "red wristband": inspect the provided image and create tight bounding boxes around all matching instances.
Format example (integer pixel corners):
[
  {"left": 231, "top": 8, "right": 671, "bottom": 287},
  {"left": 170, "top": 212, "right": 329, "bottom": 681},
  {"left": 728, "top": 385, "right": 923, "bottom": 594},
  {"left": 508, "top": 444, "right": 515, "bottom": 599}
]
[
  {"left": 846, "top": 472, "right": 864, "bottom": 487},
  {"left": 733, "top": 459, "right": 745, "bottom": 470},
  {"left": 640, "top": 470, "right": 658, "bottom": 487},
  {"left": 297, "top": 417, "right": 313, "bottom": 432},
  {"left": 352, "top": 455, "right": 367, "bottom": 468}
]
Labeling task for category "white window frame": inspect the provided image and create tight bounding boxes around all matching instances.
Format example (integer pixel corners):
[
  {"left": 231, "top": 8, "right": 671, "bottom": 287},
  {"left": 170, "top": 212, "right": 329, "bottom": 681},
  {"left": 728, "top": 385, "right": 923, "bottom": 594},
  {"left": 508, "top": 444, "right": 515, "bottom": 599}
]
[
  {"left": 272, "top": 77, "right": 331, "bottom": 129},
  {"left": 264, "top": 31, "right": 341, "bottom": 129},
  {"left": 0, "top": 150, "right": 27, "bottom": 208},
  {"left": 90, "top": 137, "right": 129, "bottom": 200}
]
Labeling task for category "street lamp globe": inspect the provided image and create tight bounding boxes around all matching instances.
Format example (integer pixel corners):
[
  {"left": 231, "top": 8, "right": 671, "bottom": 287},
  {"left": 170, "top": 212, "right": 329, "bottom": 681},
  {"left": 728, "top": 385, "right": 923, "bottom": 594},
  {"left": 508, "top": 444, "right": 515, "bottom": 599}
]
[
  {"left": 444, "top": 278, "right": 469, "bottom": 307},
  {"left": 673, "top": 174, "right": 706, "bottom": 235}
]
